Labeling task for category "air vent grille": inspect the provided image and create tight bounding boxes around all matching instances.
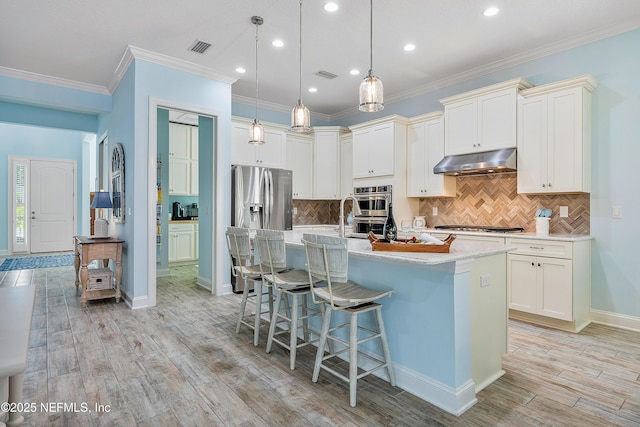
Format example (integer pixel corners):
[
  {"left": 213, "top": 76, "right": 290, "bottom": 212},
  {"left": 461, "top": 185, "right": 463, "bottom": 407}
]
[
  {"left": 315, "top": 70, "right": 338, "bottom": 79},
  {"left": 189, "top": 40, "right": 212, "bottom": 54}
]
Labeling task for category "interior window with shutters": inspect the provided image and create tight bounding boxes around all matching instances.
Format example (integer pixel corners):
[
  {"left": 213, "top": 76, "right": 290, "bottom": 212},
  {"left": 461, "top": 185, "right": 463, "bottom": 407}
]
[{"left": 12, "top": 158, "right": 28, "bottom": 252}]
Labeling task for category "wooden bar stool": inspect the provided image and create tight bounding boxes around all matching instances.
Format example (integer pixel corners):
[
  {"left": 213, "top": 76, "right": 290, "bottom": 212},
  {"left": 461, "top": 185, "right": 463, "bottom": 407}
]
[
  {"left": 302, "top": 233, "right": 395, "bottom": 407},
  {"left": 225, "top": 226, "right": 274, "bottom": 346},
  {"left": 255, "top": 229, "right": 322, "bottom": 370}
]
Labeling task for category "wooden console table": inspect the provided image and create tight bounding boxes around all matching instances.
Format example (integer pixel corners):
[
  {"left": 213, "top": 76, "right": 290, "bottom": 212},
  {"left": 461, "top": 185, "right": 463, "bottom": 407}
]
[{"left": 74, "top": 236, "right": 123, "bottom": 307}]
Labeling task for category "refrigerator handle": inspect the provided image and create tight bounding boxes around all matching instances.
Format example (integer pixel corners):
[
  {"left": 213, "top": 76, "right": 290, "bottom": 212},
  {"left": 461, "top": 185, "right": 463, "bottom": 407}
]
[
  {"left": 264, "top": 170, "right": 272, "bottom": 228},
  {"left": 235, "top": 166, "right": 244, "bottom": 227}
]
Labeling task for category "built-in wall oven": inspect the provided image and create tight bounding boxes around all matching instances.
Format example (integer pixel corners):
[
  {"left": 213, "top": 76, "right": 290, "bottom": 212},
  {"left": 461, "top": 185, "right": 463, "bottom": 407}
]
[{"left": 352, "top": 185, "right": 392, "bottom": 236}]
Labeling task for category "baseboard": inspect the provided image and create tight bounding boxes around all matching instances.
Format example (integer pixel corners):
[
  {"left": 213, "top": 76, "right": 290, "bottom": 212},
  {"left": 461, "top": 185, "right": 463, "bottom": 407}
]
[
  {"left": 120, "top": 289, "right": 148, "bottom": 309},
  {"left": 156, "top": 268, "right": 170, "bottom": 277},
  {"left": 196, "top": 275, "right": 212, "bottom": 292},
  {"left": 221, "top": 282, "right": 233, "bottom": 295},
  {"left": 590, "top": 309, "right": 640, "bottom": 332},
  {"left": 0, "top": 250, "right": 8, "bottom": 256}
]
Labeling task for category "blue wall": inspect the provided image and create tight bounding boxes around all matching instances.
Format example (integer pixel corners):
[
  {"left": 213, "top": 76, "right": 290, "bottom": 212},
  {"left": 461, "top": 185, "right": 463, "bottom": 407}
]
[{"left": 0, "top": 122, "right": 91, "bottom": 253}]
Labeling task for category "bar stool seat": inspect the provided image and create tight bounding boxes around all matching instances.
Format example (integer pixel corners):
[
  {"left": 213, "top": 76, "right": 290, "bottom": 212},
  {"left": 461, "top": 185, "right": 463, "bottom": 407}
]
[
  {"left": 254, "top": 229, "right": 323, "bottom": 370},
  {"left": 302, "top": 233, "right": 396, "bottom": 407}
]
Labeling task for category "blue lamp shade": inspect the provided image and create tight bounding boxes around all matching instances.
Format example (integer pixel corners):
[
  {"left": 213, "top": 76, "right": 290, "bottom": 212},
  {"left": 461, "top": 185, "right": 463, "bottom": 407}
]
[{"left": 91, "top": 191, "right": 113, "bottom": 209}]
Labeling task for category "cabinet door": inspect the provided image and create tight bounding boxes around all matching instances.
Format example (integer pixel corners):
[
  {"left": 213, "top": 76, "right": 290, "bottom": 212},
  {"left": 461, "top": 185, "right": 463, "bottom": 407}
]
[
  {"left": 507, "top": 254, "right": 537, "bottom": 314},
  {"left": 444, "top": 99, "right": 476, "bottom": 155},
  {"left": 352, "top": 129, "right": 371, "bottom": 178},
  {"left": 190, "top": 126, "right": 199, "bottom": 160},
  {"left": 423, "top": 118, "right": 455, "bottom": 196},
  {"left": 340, "top": 134, "right": 353, "bottom": 198},
  {"left": 369, "top": 123, "right": 394, "bottom": 176},
  {"left": 406, "top": 122, "right": 426, "bottom": 196},
  {"left": 231, "top": 121, "right": 257, "bottom": 165},
  {"left": 169, "top": 158, "right": 190, "bottom": 195},
  {"left": 314, "top": 132, "right": 340, "bottom": 199},
  {"left": 287, "top": 135, "right": 313, "bottom": 199},
  {"left": 547, "top": 87, "right": 584, "bottom": 193},
  {"left": 517, "top": 96, "right": 548, "bottom": 193},
  {"left": 194, "top": 224, "right": 199, "bottom": 260},
  {"left": 170, "top": 123, "right": 191, "bottom": 159},
  {"left": 190, "top": 161, "right": 198, "bottom": 196},
  {"left": 477, "top": 89, "right": 517, "bottom": 152},
  {"left": 260, "top": 128, "right": 286, "bottom": 168},
  {"left": 538, "top": 257, "right": 573, "bottom": 321},
  {"left": 173, "top": 231, "right": 195, "bottom": 262}
]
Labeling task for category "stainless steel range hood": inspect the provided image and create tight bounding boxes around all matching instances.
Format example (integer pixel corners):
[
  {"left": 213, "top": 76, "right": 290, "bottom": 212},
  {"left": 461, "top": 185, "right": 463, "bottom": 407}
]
[{"left": 433, "top": 147, "right": 517, "bottom": 176}]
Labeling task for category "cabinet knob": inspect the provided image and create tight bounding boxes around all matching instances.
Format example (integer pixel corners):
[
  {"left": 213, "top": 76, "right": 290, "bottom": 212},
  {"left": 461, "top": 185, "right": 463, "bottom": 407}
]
[
  {"left": 531, "top": 262, "right": 535, "bottom": 266},
  {"left": 548, "top": 183, "right": 552, "bottom": 188},
  {"left": 538, "top": 263, "right": 541, "bottom": 267},
  {"left": 542, "top": 183, "right": 546, "bottom": 188}
]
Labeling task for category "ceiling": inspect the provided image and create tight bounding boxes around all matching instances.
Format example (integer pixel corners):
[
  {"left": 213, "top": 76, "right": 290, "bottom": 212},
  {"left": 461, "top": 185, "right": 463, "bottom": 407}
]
[{"left": 2, "top": 1, "right": 640, "bottom": 119}]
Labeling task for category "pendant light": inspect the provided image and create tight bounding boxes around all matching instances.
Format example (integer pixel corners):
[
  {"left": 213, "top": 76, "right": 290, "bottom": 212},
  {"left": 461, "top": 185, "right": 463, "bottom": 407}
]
[
  {"left": 358, "top": 0, "right": 384, "bottom": 112},
  {"left": 249, "top": 16, "right": 265, "bottom": 145},
  {"left": 291, "top": 0, "right": 311, "bottom": 132}
]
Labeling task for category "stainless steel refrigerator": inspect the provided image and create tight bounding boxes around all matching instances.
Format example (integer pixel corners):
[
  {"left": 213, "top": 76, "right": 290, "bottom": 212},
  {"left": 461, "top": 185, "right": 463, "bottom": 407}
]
[{"left": 230, "top": 165, "right": 293, "bottom": 291}]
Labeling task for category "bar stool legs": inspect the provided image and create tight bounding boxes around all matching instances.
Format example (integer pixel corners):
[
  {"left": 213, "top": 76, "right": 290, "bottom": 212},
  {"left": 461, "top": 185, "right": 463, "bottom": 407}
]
[{"left": 312, "top": 303, "right": 395, "bottom": 407}]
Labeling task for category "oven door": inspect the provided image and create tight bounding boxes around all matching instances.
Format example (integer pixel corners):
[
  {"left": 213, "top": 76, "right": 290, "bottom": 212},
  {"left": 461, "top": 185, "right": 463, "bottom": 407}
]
[
  {"left": 355, "top": 194, "right": 389, "bottom": 217},
  {"left": 353, "top": 218, "right": 385, "bottom": 235}
]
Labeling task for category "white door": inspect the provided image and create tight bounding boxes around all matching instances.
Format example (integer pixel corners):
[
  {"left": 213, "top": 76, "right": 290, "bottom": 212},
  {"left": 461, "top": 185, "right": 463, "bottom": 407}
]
[{"left": 30, "top": 160, "right": 75, "bottom": 253}]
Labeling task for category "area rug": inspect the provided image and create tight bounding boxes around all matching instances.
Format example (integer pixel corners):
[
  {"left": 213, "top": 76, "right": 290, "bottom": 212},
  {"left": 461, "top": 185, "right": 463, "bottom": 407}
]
[{"left": 0, "top": 254, "right": 75, "bottom": 271}]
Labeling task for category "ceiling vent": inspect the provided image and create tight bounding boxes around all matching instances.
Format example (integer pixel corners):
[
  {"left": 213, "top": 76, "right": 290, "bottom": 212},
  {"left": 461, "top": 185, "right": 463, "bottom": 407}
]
[
  {"left": 315, "top": 70, "right": 338, "bottom": 79},
  {"left": 188, "top": 40, "right": 212, "bottom": 54}
]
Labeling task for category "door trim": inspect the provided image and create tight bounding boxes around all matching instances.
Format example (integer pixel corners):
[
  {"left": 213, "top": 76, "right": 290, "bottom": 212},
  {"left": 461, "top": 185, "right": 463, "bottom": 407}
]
[{"left": 148, "top": 97, "right": 227, "bottom": 308}]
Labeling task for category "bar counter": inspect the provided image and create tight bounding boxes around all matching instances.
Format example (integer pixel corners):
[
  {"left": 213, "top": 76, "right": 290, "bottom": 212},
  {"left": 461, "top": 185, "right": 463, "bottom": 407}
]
[{"left": 283, "top": 229, "right": 515, "bottom": 416}]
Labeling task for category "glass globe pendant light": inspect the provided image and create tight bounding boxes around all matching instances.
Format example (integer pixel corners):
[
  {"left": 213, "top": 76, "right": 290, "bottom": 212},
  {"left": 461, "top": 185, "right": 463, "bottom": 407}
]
[
  {"left": 291, "top": 0, "right": 311, "bottom": 132},
  {"left": 358, "top": 0, "right": 384, "bottom": 112},
  {"left": 249, "top": 16, "right": 265, "bottom": 145}
]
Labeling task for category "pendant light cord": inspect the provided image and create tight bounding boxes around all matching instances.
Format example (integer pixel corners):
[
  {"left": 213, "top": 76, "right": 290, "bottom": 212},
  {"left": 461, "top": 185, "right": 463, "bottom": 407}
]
[
  {"left": 298, "top": 0, "right": 303, "bottom": 102},
  {"left": 255, "top": 21, "right": 259, "bottom": 120},
  {"left": 369, "top": 0, "right": 373, "bottom": 74}
]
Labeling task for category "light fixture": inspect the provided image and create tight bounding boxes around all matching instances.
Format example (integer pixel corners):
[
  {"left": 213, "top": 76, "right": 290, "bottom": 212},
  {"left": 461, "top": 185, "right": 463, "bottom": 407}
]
[
  {"left": 272, "top": 39, "right": 284, "bottom": 47},
  {"left": 291, "top": 0, "right": 311, "bottom": 133},
  {"left": 358, "top": 0, "right": 383, "bottom": 112},
  {"left": 235, "top": 67, "right": 246, "bottom": 74},
  {"left": 350, "top": 69, "right": 360, "bottom": 76},
  {"left": 324, "top": 2, "right": 339, "bottom": 12},
  {"left": 90, "top": 190, "right": 113, "bottom": 237},
  {"left": 249, "top": 16, "right": 265, "bottom": 145},
  {"left": 308, "top": 87, "right": 317, "bottom": 93},
  {"left": 483, "top": 7, "right": 499, "bottom": 17},
  {"left": 403, "top": 43, "right": 416, "bottom": 52}
]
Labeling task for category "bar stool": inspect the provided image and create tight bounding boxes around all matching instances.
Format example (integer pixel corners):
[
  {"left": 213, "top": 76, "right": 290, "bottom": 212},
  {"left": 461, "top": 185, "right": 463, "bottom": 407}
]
[
  {"left": 255, "top": 229, "right": 322, "bottom": 370},
  {"left": 302, "top": 233, "right": 395, "bottom": 407},
  {"left": 225, "top": 226, "right": 275, "bottom": 346}
]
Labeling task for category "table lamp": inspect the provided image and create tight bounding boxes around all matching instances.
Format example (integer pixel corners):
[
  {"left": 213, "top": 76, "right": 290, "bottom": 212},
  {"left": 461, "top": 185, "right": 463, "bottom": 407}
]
[{"left": 91, "top": 190, "right": 113, "bottom": 237}]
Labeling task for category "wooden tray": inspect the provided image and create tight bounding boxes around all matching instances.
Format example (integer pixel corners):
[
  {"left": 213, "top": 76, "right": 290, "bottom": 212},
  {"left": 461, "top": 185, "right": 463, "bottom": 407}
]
[{"left": 367, "top": 232, "right": 455, "bottom": 253}]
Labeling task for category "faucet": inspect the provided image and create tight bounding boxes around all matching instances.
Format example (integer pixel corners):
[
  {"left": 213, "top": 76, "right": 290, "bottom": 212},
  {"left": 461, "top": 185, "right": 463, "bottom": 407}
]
[{"left": 339, "top": 194, "right": 362, "bottom": 238}]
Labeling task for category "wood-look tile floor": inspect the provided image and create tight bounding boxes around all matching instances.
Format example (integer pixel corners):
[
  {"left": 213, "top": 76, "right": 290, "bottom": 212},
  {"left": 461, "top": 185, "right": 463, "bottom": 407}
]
[{"left": 1, "top": 263, "right": 639, "bottom": 426}]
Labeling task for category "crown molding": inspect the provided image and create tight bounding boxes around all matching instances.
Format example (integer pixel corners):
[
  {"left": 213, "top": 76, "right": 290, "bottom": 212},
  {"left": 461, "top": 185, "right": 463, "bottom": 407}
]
[
  {"left": 0, "top": 66, "right": 110, "bottom": 95},
  {"left": 331, "top": 17, "right": 640, "bottom": 121},
  {"left": 109, "top": 45, "right": 238, "bottom": 93}
]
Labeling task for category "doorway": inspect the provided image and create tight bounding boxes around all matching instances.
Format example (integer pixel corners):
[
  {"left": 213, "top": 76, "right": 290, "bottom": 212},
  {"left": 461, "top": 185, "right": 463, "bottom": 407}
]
[{"left": 9, "top": 157, "right": 77, "bottom": 253}]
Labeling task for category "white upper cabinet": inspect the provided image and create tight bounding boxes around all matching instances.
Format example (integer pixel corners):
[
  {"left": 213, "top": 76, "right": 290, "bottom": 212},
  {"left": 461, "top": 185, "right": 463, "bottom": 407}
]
[
  {"left": 350, "top": 117, "right": 406, "bottom": 179},
  {"left": 286, "top": 133, "right": 313, "bottom": 199},
  {"left": 441, "top": 78, "right": 533, "bottom": 155},
  {"left": 340, "top": 133, "right": 353, "bottom": 198},
  {"left": 231, "top": 118, "right": 286, "bottom": 169},
  {"left": 313, "top": 128, "right": 343, "bottom": 199},
  {"left": 517, "top": 75, "right": 596, "bottom": 194},
  {"left": 406, "top": 112, "right": 456, "bottom": 197},
  {"left": 169, "top": 123, "right": 198, "bottom": 196}
]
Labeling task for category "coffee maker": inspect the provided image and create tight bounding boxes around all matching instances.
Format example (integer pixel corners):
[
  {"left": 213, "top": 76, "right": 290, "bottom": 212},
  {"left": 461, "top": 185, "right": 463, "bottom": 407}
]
[{"left": 172, "top": 202, "right": 182, "bottom": 219}]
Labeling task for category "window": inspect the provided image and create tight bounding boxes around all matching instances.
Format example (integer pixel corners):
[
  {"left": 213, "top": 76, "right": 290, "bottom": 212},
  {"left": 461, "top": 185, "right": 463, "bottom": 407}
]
[{"left": 10, "top": 157, "right": 29, "bottom": 252}]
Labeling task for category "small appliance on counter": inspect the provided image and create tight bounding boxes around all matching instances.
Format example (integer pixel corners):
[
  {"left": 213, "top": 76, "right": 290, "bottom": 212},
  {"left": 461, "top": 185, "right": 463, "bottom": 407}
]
[
  {"left": 190, "top": 203, "right": 198, "bottom": 219},
  {"left": 172, "top": 202, "right": 182, "bottom": 219}
]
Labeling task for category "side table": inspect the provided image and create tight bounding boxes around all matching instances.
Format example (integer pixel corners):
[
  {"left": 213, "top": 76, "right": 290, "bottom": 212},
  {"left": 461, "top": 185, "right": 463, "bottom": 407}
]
[{"left": 74, "top": 236, "right": 123, "bottom": 307}]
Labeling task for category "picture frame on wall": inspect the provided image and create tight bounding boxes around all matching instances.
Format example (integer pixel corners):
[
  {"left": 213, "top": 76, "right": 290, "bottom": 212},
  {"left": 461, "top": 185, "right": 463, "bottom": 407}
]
[{"left": 111, "top": 143, "right": 125, "bottom": 223}]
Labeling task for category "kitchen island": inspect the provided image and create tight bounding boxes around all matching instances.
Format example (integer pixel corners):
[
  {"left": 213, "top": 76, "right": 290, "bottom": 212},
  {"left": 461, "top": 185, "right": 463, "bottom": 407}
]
[{"left": 283, "top": 229, "right": 514, "bottom": 415}]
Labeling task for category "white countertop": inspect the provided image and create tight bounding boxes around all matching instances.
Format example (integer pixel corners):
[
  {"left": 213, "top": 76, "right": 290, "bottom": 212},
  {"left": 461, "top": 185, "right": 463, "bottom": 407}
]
[
  {"left": 284, "top": 229, "right": 514, "bottom": 268},
  {"left": 425, "top": 228, "right": 592, "bottom": 242}
]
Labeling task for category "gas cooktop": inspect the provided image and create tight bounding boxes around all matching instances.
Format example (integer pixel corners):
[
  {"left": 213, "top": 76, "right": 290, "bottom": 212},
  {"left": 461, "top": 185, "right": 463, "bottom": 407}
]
[{"left": 435, "top": 224, "right": 525, "bottom": 233}]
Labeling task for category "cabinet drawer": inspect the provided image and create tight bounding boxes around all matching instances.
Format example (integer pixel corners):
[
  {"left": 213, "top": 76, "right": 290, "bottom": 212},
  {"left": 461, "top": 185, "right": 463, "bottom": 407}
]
[
  {"left": 506, "top": 238, "right": 572, "bottom": 259},
  {"left": 431, "top": 233, "right": 504, "bottom": 245},
  {"left": 169, "top": 223, "right": 194, "bottom": 232}
]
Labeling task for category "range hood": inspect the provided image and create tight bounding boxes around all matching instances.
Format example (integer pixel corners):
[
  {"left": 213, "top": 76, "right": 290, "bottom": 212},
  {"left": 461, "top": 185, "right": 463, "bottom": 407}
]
[{"left": 433, "top": 147, "right": 517, "bottom": 176}]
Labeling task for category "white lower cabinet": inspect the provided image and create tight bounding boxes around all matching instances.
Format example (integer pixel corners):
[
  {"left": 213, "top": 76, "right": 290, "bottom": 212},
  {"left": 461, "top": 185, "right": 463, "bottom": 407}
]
[
  {"left": 507, "top": 238, "right": 590, "bottom": 332},
  {"left": 168, "top": 223, "right": 198, "bottom": 263}
]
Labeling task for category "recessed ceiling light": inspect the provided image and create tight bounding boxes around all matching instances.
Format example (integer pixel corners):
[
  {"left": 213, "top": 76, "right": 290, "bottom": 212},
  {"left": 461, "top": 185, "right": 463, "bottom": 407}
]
[
  {"left": 272, "top": 39, "right": 284, "bottom": 47},
  {"left": 308, "top": 87, "right": 318, "bottom": 93},
  {"left": 483, "top": 7, "right": 499, "bottom": 17},
  {"left": 324, "top": 2, "right": 339, "bottom": 12},
  {"left": 403, "top": 44, "right": 416, "bottom": 52},
  {"left": 235, "top": 67, "right": 246, "bottom": 74},
  {"left": 350, "top": 69, "right": 360, "bottom": 76}
]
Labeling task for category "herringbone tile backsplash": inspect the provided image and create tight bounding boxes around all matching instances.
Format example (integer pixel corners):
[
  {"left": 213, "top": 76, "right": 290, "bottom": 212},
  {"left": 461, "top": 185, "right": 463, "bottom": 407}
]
[
  {"left": 419, "top": 174, "right": 590, "bottom": 234},
  {"left": 294, "top": 174, "right": 589, "bottom": 234}
]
